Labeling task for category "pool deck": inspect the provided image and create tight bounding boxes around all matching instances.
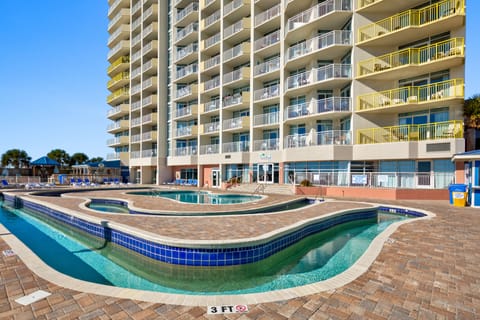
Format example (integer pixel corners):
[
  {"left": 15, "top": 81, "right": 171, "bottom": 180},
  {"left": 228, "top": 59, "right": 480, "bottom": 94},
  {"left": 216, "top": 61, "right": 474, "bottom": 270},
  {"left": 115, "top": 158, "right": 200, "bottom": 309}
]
[{"left": 1, "top": 187, "right": 479, "bottom": 319}]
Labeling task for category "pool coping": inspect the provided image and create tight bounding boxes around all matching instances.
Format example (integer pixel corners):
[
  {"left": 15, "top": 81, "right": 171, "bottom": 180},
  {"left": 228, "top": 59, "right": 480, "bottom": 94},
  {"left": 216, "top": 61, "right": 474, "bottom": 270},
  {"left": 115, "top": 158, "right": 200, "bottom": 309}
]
[{"left": 0, "top": 197, "right": 434, "bottom": 306}]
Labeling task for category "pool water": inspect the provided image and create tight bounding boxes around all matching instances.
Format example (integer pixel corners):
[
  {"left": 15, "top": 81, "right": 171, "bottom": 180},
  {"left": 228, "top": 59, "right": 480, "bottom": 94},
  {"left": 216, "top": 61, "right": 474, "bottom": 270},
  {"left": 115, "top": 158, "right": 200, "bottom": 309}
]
[
  {"left": 130, "top": 190, "right": 262, "bottom": 204},
  {"left": 0, "top": 203, "right": 410, "bottom": 295}
]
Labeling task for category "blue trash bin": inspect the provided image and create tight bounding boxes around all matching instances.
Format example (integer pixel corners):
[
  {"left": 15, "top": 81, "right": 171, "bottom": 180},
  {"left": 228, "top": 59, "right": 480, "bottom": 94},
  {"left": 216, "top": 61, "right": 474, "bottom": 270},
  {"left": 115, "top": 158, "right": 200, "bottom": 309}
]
[{"left": 448, "top": 184, "right": 468, "bottom": 204}]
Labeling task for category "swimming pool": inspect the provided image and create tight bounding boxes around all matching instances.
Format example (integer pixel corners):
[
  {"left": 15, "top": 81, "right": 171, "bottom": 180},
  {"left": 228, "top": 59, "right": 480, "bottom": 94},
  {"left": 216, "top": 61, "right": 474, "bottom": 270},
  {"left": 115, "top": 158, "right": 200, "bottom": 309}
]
[
  {"left": 129, "top": 190, "right": 262, "bottom": 204},
  {"left": 0, "top": 201, "right": 417, "bottom": 295}
]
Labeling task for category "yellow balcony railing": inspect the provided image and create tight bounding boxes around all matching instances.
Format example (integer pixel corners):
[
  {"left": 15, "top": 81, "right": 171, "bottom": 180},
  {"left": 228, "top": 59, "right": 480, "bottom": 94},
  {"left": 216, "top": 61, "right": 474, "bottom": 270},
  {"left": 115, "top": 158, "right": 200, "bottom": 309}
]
[
  {"left": 107, "top": 55, "right": 129, "bottom": 73},
  {"left": 107, "top": 71, "right": 130, "bottom": 88},
  {"left": 358, "top": 38, "right": 464, "bottom": 76},
  {"left": 357, "top": 79, "right": 464, "bottom": 112},
  {"left": 357, "top": 120, "right": 463, "bottom": 144},
  {"left": 107, "top": 86, "right": 129, "bottom": 103},
  {"left": 358, "top": 0, "right": 465, "bottom": 43}
]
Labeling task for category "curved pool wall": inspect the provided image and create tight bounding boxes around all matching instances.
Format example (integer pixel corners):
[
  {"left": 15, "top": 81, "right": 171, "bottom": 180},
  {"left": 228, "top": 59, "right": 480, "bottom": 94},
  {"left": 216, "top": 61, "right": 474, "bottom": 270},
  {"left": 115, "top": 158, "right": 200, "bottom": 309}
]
[
  {"left": 2, "top": 193, "right": 426, "bottom": 268},
  {"left": 128, "top": 190, "right": 263, "bottom": 205}
]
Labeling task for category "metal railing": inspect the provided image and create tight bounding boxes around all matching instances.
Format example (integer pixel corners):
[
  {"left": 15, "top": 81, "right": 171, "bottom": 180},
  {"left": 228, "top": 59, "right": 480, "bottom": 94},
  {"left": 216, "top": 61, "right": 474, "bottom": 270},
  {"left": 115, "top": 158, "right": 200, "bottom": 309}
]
[
  {"left": 357, "top": 78, "right": 464, "bottom": 111},
  {"left": 357, "top": 120, "right": 463, "bottom": 144},
  {"left": 222, "top": 141, "right": 250, "bottom": 153},
  {"left": 285, "top": 64, "right": 351, "bottom": 90},
  {"left": 359, "top": 0, "right": 465, "bottom": 43},
  {"left": 254, "top": 84, "right": 280, "bottom": 101},
  {"left": 254, "top": 3, "right": 281, "bottom": 27},
  {"left": 254, "top": 56, "right": 280, "bottom": 77},
  {"left": 253, "top": 138, "right": 280, "bottom": 151},
  {"left": 254, "top": 30, "right": 280, "bottom": 51},
  {"left": 287, "top": 30, "right": 351, "bottom": 62},
  {"left": 253, "top": 112, "right": 279, "bottom": 126}
]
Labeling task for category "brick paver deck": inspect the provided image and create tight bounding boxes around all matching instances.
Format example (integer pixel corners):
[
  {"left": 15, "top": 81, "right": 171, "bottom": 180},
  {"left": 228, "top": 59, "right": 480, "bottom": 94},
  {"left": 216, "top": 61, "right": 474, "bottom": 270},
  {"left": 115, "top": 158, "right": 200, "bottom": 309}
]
[{"left": 1, "top": 188, "right": 479, "bottom": 319}]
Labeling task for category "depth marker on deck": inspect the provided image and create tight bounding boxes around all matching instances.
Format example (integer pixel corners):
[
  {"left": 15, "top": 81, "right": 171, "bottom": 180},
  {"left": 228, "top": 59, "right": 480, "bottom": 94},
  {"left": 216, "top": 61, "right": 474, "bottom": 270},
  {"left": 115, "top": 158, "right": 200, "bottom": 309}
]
[{"left": 15, "top": 290, "right": 51, "bottom": 306}]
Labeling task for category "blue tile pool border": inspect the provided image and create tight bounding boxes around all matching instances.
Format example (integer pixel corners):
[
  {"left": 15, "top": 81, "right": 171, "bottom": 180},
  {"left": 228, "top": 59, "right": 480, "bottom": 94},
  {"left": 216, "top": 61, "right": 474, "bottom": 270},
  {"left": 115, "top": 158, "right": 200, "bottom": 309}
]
[{"left": 1, "top": 194, "right": 425, "bottom": 267}]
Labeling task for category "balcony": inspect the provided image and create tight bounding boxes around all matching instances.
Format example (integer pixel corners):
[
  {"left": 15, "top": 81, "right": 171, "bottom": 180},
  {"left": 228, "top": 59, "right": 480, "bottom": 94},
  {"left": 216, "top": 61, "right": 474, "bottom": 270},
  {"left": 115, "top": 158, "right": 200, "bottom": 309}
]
[
  {"left": 142, "top": 94, "right": 157, "bottom": 108},
  {"left": 284, "top": 130, "right": 352, "bottom": 148},
  {"left": 142, "top": 40, "right": 158, "bottom": 59},
  {"left": 254, "top": 84, "right": 280, "bottom": 102},
  {"left": 107, "top": 24, "right": 129, "bottom": 48},
  {"left": 142, "top": 130, "right": 158, "bottom": 142},
  {"left": 358, "top": 38, "right": 464, "bottom": 80},
  {"left": 201, "top": 55, "right": 220, "bottom": 74},
  {"left": 286, "top": 0, "right": 352, "bottom": 41},
  {"left": 175, "top": 125, "right": 198, "bottom": 138},
  {"left": 175, "top": 63, "right": 198, "bottom": 82},
  {"left": 108, "top": 8, "right": 129, "bottom": 33},
  {"left": 223, "top": 116, "right": 250, "bottom": 132},
  {"left": 107, "top": 40, "right": 129, "bottom": 62},
  {"left": 107, "top": 104, "right": 129, "bottom": 120},
  {"left": 142, "top": 112, "right": 157, "bottom": 125},
  {"left": 357, "top": 79, "right": 464, "bottom": 114},
  {"left": 254, "top": 30, "right": 280, "bottom": 56},
  {"left": 223, "top": 42, "right": 250, "bottom": 65},
  {"left": 253, "top": 112, "right": 279, "bottom": 128},
  {"left": 174, "top": 84, "right": 198, "bottom": 101},
  {"left": 143, "top": 4, "right": 159, "bottom": 24},
  {"left": 222, "top": 91, "right": 250, "bottom": 111},
  {"left": 222, "top": 141, "right": 250, "bottom": 153},
  {"left": 254, "top": 57, "right": 280, "bottom": 82},
  {"left": 107, "top": 136, "right": 129, "bottom": 147},
  {"left": 253, "top": 138, "right": 280, "bottom": 151},
  {"left": 201, "top": 100, "right": 220, "bottom": 114},
  {"left": 223, "top": 67, "right": 250, "bottom": 88},
  {"left": 254, "top": 3, "right": 281, "bottom": 32},
  {"left": 175, "top": 2, "right": 198, "bottom": 26},
  {"left": 173, "top": 104, "right": 198, "bottom": 120},
  {"left": 224, "top": 18, "right": 251, "bottom": 42},
  {"left": 284, "top": 97, "right": 350, "bottom": 123},
  {"left": 200, "top": 121, "right": 220, "bottom": 135},
  {"left": 175, "top": 42, "right": 198, "bottom": 64},
  {"left": 142, "top": 76, "right": 157, "bottom": 92},
  {"left": 203, "top": 9, "right": 221, "bottom": 31},
  {"left": 202, "top": 32, "right": 221, "bottom": 55},
  {"left": 175, "top": 22, "right": 199, "bottom": 46},
  {"left": 108, "top": 0, "right": 129, "bottom": 19},
  {"left": 224, "top": 0, "right": 250, "bottom": 20},
  {"left": 143, "top": 58, "right": 158, "bottom": 76},
  {"left": 107, "top": 86, "right": 129, "bottom": 105},
  {"left": 358, "top": 0, "right": 465, "bottom": 46},
  {"left": 200, "top": 144, "right": 220, "bottom": 155},
  {"left": 203, "top": 76, "right": 220, "bottom": 93},
  {"left": 107, "top": 120, "right": 129, "bottom": 133},
  {"left": 357, "top": 120, "right": 463, "bottom": 144},
  {"left": 285, "top": 30, "right": 351, "bottom": 69},
  {"left": 107, "top": 55, "right": 129, "bottom": 77},
  {"left": 173, "top": 146, "right": 198, "bottom": 157},
  {"left": 107, "top": 71, "right": 129, "bottom": 91},
  {"left": 285, "top": 64, "right": 352, "bottom": 94},
  {"left": 143, "top": 22, "right": 159, "bottom": 42}
]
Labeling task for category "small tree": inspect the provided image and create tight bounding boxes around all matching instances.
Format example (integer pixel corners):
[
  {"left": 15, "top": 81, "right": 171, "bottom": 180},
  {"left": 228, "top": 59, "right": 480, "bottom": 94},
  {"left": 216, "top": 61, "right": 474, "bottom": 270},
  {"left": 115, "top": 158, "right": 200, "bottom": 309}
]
[
  {"left": 1, "top": 149, "right": 31, "bottom": 168},
  {"left": 89, "top": 157, "right": 104, "bottom": 163},
  {"left": 463, "top": 94, "right": 480, "bottom": 150}
]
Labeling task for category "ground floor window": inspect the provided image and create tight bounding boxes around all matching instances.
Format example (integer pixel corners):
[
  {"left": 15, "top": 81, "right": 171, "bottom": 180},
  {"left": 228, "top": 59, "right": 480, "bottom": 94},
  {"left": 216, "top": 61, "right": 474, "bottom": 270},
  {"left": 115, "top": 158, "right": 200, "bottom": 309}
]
[{"left": 225, "top": 164, "right": 250, "bottom": 183}]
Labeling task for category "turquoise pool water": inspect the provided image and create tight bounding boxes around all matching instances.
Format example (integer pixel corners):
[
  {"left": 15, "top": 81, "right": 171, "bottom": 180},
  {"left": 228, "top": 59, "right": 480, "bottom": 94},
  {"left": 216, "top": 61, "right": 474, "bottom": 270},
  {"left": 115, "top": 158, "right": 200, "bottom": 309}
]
[
  {"left": 0, "top": 203, "right": 410, "bottom": 295},
  {"left": 129, "top": 190, "right": 262, "bottom": 204}
]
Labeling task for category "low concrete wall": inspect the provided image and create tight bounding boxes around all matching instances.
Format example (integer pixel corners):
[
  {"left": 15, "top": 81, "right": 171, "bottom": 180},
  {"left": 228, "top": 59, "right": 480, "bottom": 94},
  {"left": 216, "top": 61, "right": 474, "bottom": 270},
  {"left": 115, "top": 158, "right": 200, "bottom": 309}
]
[{"left": 296, "top": 186, "right": 448, "bottom": 201}]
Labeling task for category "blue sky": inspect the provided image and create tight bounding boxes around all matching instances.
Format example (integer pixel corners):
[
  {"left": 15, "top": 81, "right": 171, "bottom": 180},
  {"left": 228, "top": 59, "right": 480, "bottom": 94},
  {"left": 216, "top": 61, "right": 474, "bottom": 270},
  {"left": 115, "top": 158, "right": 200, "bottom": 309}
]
[{"left": 0, "top": 1, "right": 478, "bottom": 161}]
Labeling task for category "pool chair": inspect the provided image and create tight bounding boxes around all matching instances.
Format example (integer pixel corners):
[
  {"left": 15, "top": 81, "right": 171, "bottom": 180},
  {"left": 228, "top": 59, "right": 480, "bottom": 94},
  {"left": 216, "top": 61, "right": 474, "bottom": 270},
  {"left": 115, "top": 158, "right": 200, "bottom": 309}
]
[{"left": 1, "top": 180, "right": 10, "bottom": 188}]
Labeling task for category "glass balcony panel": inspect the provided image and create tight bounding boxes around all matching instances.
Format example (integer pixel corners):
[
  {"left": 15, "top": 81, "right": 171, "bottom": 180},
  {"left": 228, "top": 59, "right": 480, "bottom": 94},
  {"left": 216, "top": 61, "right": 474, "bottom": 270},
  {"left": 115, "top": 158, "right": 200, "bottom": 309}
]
[{"left": 253, "top": 138, "right": 280, "bottom": 151}]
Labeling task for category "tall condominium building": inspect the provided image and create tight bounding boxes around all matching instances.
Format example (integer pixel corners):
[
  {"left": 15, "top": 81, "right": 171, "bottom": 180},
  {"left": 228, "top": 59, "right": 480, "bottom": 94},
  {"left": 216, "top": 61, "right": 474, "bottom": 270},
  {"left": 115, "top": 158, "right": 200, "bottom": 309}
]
[{"left": 107, "top": 0, "right": 466, "bottom": 190}]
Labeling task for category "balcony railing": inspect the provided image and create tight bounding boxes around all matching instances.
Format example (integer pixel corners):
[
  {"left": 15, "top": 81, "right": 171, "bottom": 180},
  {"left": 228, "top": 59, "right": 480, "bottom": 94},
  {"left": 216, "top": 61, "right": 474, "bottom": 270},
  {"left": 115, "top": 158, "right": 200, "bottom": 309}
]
[
  {"left": 254, "top": 84, "right": 280, "bottom": 101},
  {"left": 176, "top": 84, "right": 197, "bottom": 98},
  {"left": 223, "top": 92, "right": 246, "bottom": 108},
  {"left": 200, "top": 144, "right": 220, "bottom": 155},
  {"left": 175, "top": 105, "right": 195, "bottom": 118},
  {"left": 175, "top": 126, "right": 197, "bottom": 137},
  {"left": 254, "top": 30, "right": 280, "bottom": 51},
  {"left": 175, "top": 42, "right": 198, "bottom": 61},
  {"left": 223, "top": 42, "right": 249, "bottom": 62},
  {"left": 253, "top": 138, "right": 280, "bottom": 151},
  {"left": 284, "top": 97, "right": 350, "bottom": 119},
  {"left": 253, "top": 112, "right": 279, "bottom": 126},
  {"left": 286, "top": 0, "right": 351, "bottom": 32},
  {"left": 176, "top": 22, "right": 198, "bottom": 41},
  {"left": 224, "top": 18, "right": 250, "bottom": 39},
  {"left": 176, "top": 2, "right": 198, "bottom": 23},
  {"left": 223, "top": 116, "right": 249, "bottom": 130},
  {"left": 358, "top": 0, "right": 465, "bottom": 43},
  {"left": 254, "top": 3, "right": 281, "bottom": 27},
  {"left": 202, "top": 121, "right": 220, "bottom": 133},
  {"left": 357, "top": 120, "right": 463, "bottom": 144},
  {"left": 203, "top": 100, "right": 220, "bottom": 113},
  {"left": 315, "top": 130, "right": 351, "bottom": 145},
  {"left": 357, "top": 79, "right": 464, "bottom": 112},
  {"left": 224, "top": 0, "right": 245, "bottom": 16},
  {"left": 204, "top": 9, "right": 221, "bottom": 28},
  {"left": 107, "top": 87, "right": 129, "bottom": 103},
  {"left": 223, "top": 67, "right": 249, "bottom": 85},
  {"left": 204, "top": 55, "right": 220, "bottom": 70},
  {"left": 176, "top": 63, "right": 198, "bottom": 79},
  {"left": 107, "top": 55, "right": 129, "bottom": 74},
  {"left": 285, "top": 64, "right": 351, "bottom": 90},
  {"left": 358, "top": 38, "right": 464, "bottom": 76},
  {"left": 204, "top": 76, "right": 220, "bottom": 91},
  {"left": 254, "top": 57, "right": 280, "bottom": 77},
  {"left": 174, "top": 146, "right": 197, "bottom": 156},
  {"left": 107, "top": 71, "right": 129, "bottom": 88},
  {"left": 204, "top": 32, "right": 221, "bottom": 49},
  {"left": 286, "top": 30, "right": 351, "bottom": 62},
  {"left": 223, "top": 141, "right": 249, "bottom": 153}
]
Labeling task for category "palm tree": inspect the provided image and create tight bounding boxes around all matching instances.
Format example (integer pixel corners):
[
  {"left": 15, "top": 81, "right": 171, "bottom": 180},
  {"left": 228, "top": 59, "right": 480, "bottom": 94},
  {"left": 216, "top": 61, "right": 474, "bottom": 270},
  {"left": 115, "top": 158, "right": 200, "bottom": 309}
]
[
  {"left": 463, "top": 94, "right": 480, "bottom": 150},
  {"left": 1, "top": 149, "right": 31, "bottom": 168}
]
